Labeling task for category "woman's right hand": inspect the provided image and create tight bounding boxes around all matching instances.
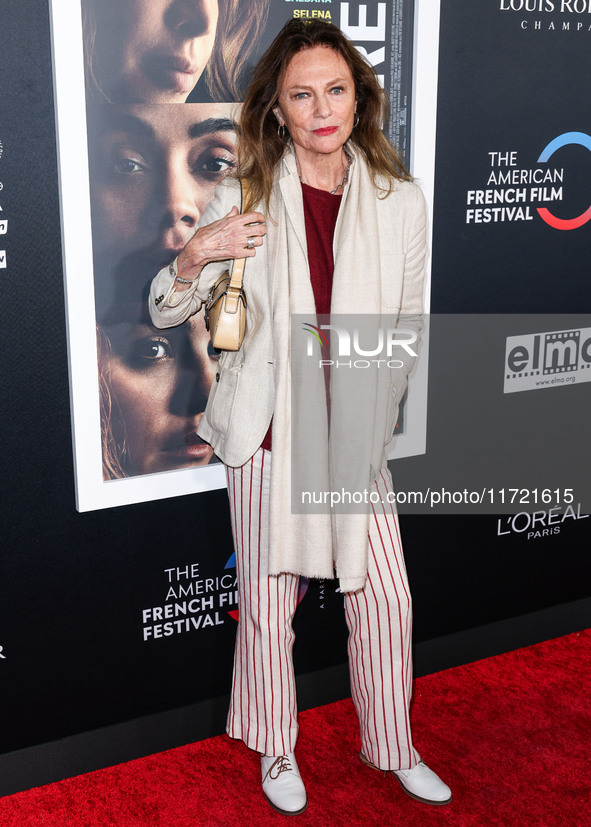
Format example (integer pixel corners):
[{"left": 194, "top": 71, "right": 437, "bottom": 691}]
[{"left": 174, "top": 206, "right": 267, "bottom": 289}]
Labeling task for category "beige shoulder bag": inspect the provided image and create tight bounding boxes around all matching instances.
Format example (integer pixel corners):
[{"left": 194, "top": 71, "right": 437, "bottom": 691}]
[{"left": 204, "top": 180, "right": 250, "bottom": 351}]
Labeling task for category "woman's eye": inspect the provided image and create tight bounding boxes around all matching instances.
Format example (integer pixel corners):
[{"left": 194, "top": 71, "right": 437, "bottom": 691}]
[
  {"left": 106, "top": 145, "right": 149, "bottom": 176},
  {"left": 293, "top": 92, "right": 308, "bottom": 100},
  {"left": 113, "top": 157, "right": 145, "bottom": 174},
  {"left": 330, "top": 86, "right": 344, "bottom": 95},
  {"left": 195, "top": 150, "right": 236, "bottom": 178},
  {"left": 130, "top": 337, "right": 173, "bottom": 363}
]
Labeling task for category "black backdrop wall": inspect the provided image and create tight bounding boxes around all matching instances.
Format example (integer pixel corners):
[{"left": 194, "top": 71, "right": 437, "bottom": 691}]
[{"left": 1, "top": 0, "right": 589, "bottom": 797}]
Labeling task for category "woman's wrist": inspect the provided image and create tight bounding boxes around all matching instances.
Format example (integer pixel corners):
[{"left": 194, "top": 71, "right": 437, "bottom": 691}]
[{"left": 170, "top": 253, "right": 204, "bottom": 292}]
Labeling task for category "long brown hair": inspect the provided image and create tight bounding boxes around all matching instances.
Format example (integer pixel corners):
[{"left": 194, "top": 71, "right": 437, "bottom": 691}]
[
  {"left": 207, "top": 0, "right": 270, "bottom": 101},
  {"left": 97, "top": 326, "right": 128, "bottom": 480},
  {"left": 237, "top": 19, "right": 411, "bottom": 212}
]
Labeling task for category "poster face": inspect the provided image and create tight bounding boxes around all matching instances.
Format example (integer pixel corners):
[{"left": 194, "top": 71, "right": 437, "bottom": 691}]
[
  {"left": 89, "top": 102, "right": 239, "bottom": 481},
  {"left": 50, "top": 0, "right": 425, "bottom": 511}
]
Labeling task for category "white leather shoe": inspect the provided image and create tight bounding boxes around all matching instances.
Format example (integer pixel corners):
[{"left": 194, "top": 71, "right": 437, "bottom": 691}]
[
  {"left": 261, "top": 753, "right": 308, "bottom": 816},
  {"left": 361, "top": 753, "right": 452, "bottom": 806},
  {"left": 392, "top": 762, "right": 452, "bottom": 805}
]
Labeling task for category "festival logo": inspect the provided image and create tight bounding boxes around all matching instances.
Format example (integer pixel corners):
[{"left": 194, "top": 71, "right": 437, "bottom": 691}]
[
  {"left": 536, "top": 132, "right": 591, "bottom": 229},
  {"left": 141, "top": 561, "right": 238, "bottom": 642},
  {"left": 466, "top": 132, "right": 591, "bottom": 231}
]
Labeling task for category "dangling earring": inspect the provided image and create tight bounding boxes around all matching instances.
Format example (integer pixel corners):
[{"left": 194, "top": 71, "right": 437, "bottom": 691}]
[
  {"left": 278, "top": 123, "right": 287, "bottom": 141},
  {"left": 353, "top": 114, "right": 359, "bottom": 128}
]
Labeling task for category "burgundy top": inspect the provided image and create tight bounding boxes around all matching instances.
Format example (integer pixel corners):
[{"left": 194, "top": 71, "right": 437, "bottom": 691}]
[{"left": 260, "top": 183, "right": 342, "bottom": 452}]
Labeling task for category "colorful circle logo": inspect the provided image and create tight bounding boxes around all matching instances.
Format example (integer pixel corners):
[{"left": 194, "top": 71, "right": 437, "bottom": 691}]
[{"left": 537, "top": 132, "right": 591, "bottom": 230}]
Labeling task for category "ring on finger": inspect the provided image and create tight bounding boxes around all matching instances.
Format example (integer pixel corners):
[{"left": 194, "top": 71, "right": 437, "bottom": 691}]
[{"left": 246, "top": 237, "right": 255, "bottom": 249}]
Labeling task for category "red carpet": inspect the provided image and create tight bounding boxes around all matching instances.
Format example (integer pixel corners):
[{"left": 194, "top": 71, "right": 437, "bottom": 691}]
[{"left": 1, "top": 629, "right": 589, "bottom": 826}]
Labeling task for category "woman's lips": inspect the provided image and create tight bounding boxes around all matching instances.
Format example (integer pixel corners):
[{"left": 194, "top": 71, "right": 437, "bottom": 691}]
[
  {"left": 166, "top": 68, "right": 197, "bottom": 95},
  {"left": 163, "top": 430, "right": 213, "bottom": 463},
  {"left": 143, "top": 54, "right": 200, "bottom": 94},
  {"left": 313, "top": 126, "right": 339, "bottom": 136},
  {"left": 182, "top": 431, "right": 212, "bottom": 459}
]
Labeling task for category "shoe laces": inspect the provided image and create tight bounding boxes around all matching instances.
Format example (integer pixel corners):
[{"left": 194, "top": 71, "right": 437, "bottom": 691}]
[{"left": 265, "top": 755, "right": 293, "bottom": 781}]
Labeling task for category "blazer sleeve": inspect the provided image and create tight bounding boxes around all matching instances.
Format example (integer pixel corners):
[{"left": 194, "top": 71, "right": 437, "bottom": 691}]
[
  {"left": 386, "top": 183, "right": 427, "bottom": 430},
  {"left": 148, "top": 179, "right": 241, "bottom": 329},
  {"left": 400, "top": 182, "right": 428, "bottom": 317}
]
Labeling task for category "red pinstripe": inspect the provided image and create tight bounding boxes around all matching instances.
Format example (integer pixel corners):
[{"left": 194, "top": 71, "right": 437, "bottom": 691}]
[
  {"left": 375, "top": 469, "right": 414, "bottom": 756},
  {"left": 227, "top": 467, "right": 239, "bottom": 733},
  {"left": 244, "top": 460, "right": 253, "bottom": 746},
  {"left": 345, "top": 596, "right": 370, "bottom": 746},
  {"left": 362, "top": 584, "right": 380, "bottom": 758},
  {"left": 345, "top": 467, "right": 419, "bottom": 770},
  {"left": 383, "top": 468, "right": 414, "bottom": 743},
  {"left": 226, "top": 449, "right": 419, "bottom": 769},
  {"left": 267, "top": 580, "right": 276, "bottom": 757},
  {"left": 226, "top": 450, "right": 299, "bottom": 755},
  {"left": 239, "top": 464, "right": 245, "bottom": 740},
  {"left": 368, "top": 536, "right": 397, "bottom": 767},
  {"left": 254, "top": 451, "right": 264, "bottom": 749},
  {"left": 369, "top": 481, "right": 402, "bottom": 766}
]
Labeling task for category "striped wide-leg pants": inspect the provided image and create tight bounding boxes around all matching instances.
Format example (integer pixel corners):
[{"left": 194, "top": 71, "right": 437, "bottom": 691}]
[{"left": 225, "top": 448, "right": 420, "bottom": 771}]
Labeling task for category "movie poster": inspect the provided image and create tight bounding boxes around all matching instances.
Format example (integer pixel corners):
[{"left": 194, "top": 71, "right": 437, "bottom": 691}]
[{"left": 49, "top": 0, "right": 419, "bottom": 511}]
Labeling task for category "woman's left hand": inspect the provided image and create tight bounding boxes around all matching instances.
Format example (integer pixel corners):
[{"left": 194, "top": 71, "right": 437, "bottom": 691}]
[{"left": 174, "top": 206, "right": 266, "bottom": 289}]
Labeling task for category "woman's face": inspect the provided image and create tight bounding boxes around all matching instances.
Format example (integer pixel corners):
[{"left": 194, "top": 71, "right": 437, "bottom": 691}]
[
  {"left": 274, "top": 46, "right": 356, "bottom": 163},
  {"left": 94, "top": 0, "right": 219, "bottom": 103},
  {"left": 104, "top": 312, "right": 218, "bottom": 476},
  {"left": 90, "top": 103, "right": 237, "bottom": 274}
]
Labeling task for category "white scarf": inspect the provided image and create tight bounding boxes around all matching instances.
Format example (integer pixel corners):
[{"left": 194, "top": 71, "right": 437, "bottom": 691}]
[{"left": 267, "top": 145, "right": 404, "bottom": 592}]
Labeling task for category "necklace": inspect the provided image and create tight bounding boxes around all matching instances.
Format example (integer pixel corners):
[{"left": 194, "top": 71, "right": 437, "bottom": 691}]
[
  {"left": 329, "top": 149, "right": 352, "bottom": 194},
  {"left": 298, "top": 148, "right": 353, "bottom": 194}
]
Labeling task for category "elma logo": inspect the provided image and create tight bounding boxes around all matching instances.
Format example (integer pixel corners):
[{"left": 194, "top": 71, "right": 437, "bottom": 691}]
[
  {"left": 537, "top": 132, "right": 591, "bottom": 229},
  {"left": 504, "top": 326, "right": 591, "bottom": 393}
]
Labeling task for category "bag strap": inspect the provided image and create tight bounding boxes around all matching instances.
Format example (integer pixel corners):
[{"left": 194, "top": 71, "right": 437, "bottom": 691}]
[{"left": 228, "top": 179, "right": 251, "bottom": 291}]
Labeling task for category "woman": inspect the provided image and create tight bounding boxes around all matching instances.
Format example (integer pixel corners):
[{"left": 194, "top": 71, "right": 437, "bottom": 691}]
[
  {"left": 149, "top": 19, "right": 452, "bottom": 816},
  {"left": 98, "top": 306, "right": 217, "bottom": 478},
  {"left": 82, "top": 0, "right": 269, "bottom": 103},
  {"left": 88, "top": 103, "right": 239, "bottom": 280},
  {"left": 89, "top": 103, "right": 237, "bottom": 478}
]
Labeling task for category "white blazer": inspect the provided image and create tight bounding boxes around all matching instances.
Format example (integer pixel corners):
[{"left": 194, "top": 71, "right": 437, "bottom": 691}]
[{"left": 149, "top": 150, "right": 426, "bottom": 472}]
